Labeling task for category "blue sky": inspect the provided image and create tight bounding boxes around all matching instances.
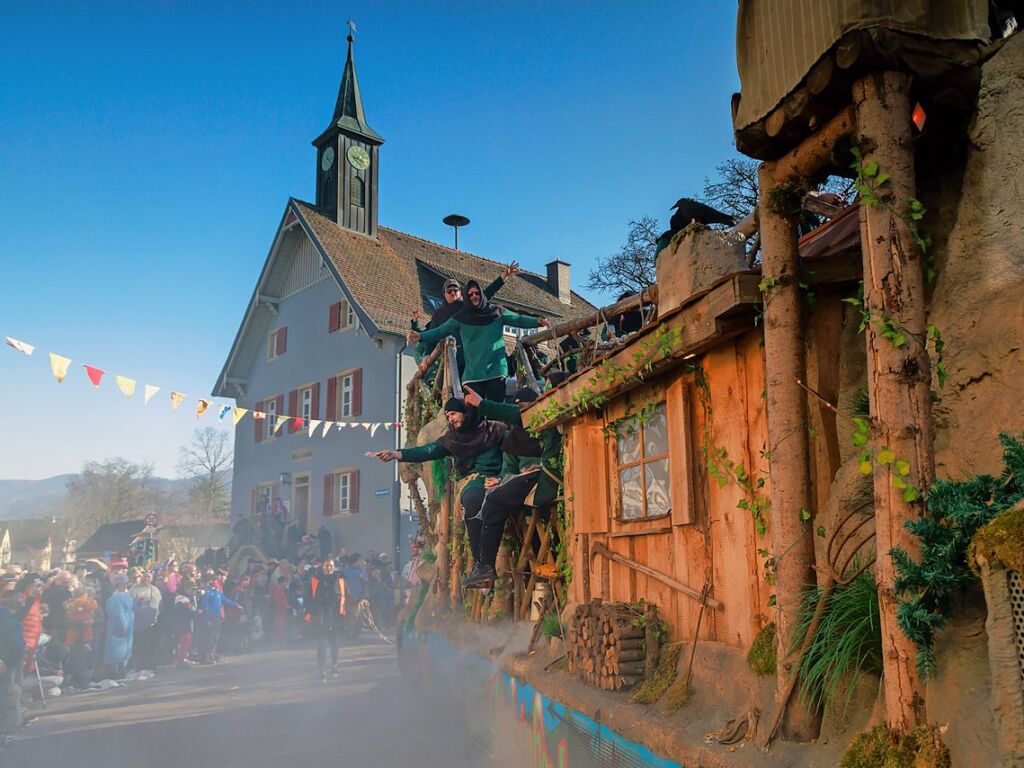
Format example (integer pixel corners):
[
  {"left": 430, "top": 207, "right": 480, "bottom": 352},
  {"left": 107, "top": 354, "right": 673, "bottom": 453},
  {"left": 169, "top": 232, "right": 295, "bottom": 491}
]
[{"left": 0, "top": 2, "right": 740, "bottom": 480}]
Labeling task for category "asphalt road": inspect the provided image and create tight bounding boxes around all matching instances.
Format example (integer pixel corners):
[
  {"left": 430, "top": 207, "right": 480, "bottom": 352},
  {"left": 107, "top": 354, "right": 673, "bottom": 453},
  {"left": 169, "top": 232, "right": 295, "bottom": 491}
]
[{"left": 4, "top": 638, "right": 487, "bottom": 768}]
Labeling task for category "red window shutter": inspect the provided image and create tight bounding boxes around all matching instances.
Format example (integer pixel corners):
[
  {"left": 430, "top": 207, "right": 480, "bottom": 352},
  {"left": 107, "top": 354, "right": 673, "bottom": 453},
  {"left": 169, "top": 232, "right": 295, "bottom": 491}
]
[
  {"left": 250, "top": 488, "right": 257, "bottom": 515},
  {"left": 254, "top": 400, "right": 264, "bottom": 443},
  {"left": 326, "top": 378, "right": 337, "bottom": 420},
  {"left": 311, "top": 382, "right": 321, "bottom": 420},
  {"left": 276, "top": 327, "right": 287, "bottom": 355},
  {"left": 351, "top": 368, "right": 363, "bottom": 417},
  {"left": 350, "top": 470, "right": 360, "bottom": 513},
  {"left": 323, "top": 474, "right": 334, "bottom": 517},
  {"left": 288, "top": 389, "right": 298, "bottom": 432},
  {"left": 328, "top": 302, "right": 341, "bottom": 332}
]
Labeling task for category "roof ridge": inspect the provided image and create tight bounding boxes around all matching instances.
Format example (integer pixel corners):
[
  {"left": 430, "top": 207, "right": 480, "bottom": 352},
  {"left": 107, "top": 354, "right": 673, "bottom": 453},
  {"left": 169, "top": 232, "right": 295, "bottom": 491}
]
[{"left": 378, "top": 226, "right": 552, "bottom": 282}]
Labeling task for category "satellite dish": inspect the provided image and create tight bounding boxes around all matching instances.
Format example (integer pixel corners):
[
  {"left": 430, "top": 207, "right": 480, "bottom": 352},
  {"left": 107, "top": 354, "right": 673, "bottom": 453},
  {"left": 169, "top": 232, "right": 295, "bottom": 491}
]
[{"left": 443, "top": 214, "right": 471, "bottom": 250}]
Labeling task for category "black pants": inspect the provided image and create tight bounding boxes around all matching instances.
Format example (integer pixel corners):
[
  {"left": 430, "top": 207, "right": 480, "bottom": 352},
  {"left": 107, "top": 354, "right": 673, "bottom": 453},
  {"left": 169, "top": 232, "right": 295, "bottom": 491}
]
[
  {"left": 478, "top": 472, "right": 540, "bottom": 569},
  {"left": 314, "top": 614, "right": 342, "bottom": 672},
  {"left": 466, "top": 377, "right": 506, "bottom": 403},
  {"left": 461, "top": 482, "right": 487, "bottom": 565}
]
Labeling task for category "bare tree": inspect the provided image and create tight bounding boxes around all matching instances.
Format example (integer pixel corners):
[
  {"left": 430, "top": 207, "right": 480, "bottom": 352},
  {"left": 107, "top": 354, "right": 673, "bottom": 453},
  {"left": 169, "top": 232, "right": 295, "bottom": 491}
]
[
  {"left": 702, "top": 158, "right": 761, "bottom": 221},
  {"left": 585, "top": 216, "right": 660, "bottom": 298},
  {"left": 67, "top": 458, "right": 173, "bottom": 537},
  {"left": 177, "top": 427, "right": 233, "bottom": 521}
]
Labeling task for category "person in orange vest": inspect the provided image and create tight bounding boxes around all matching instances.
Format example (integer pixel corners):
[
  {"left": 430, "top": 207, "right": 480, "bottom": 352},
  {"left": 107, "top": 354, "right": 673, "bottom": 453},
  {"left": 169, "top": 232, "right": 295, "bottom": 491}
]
[{"left": 305, "top": 558, "right": 345, "bottom": 682}]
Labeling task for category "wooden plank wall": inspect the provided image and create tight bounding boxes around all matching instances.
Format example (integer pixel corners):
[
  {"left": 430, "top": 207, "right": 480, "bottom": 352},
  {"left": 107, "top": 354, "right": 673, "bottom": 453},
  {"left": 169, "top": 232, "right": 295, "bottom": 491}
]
[{"left": 567, "top": 329, "right": 773, "bottom": 651}]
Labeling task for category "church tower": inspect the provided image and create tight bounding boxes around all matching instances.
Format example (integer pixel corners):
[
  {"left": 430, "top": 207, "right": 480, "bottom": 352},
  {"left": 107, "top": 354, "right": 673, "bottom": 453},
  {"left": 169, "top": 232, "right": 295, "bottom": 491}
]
[{"left": 312, "top": 24, "right": 384, "bottom": 238}]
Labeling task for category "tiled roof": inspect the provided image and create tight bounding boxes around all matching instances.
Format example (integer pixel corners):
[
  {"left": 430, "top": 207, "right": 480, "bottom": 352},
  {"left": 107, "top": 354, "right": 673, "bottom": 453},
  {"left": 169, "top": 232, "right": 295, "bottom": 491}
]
[
  {"left": 292, "top": 200, "right": 596, "bottom": 335},
  {"left": 77, "top": 520, "right": 147, "bottom": 556}
]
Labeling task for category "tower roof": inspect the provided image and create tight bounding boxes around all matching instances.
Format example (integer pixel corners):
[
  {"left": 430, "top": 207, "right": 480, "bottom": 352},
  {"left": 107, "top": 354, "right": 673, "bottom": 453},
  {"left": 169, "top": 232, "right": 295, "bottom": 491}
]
[{"left": 316, "top": 31, "right": 384, "bottom": 145}]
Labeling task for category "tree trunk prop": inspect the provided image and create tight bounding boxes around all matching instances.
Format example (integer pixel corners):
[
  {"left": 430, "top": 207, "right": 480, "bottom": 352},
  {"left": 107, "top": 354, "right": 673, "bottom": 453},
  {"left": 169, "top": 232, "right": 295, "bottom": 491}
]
[
  {"left": 758, "top": 163, "right": 819, "bottom": 741},
  {"left": 853, "top": 71, "right": 932, "bottom": 732}
]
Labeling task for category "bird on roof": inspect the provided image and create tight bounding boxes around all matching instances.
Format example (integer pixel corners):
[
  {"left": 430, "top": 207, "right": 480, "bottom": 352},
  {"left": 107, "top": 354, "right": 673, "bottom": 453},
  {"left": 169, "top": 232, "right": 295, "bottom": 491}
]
[{"left": 669, "top": 198, "right": 736, "bottom": 231}]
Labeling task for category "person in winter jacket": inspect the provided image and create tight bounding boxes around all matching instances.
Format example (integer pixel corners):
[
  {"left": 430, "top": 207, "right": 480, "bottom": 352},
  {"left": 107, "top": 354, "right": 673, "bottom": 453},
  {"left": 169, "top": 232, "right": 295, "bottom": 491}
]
[
  {"left": 305, "top": 559, "right": 346, "bottom": 681},
  {"left": 371, "top": 397, "right": 508, "bottom": 569},
  {"left": 195, "top": 577, "right": 240, "bottom": 663},
  {"left": 103, "top": 574, "right": 134, "bottom": 678},
  {"left": 173, "top": 587, "right": 197, "bottom": 669},
  {"left": 409, "top": 279, "right": 548, "bottom": 402}
]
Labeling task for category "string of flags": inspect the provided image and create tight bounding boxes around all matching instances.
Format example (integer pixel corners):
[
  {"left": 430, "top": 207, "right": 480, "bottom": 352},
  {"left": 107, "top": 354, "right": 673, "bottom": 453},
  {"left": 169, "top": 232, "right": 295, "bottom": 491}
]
[{"left": 5, "top": 335, "right": 401, "bottom": 437}]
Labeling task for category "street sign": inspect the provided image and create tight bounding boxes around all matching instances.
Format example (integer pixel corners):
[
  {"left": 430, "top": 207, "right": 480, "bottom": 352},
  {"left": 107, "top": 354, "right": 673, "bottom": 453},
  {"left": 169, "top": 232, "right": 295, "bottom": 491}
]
[
  {"left": 374, "top": 488, "right": 390, "bottom": 497},
  {"left": 144, "top": 513, "right": 159, "bottom": 527}
]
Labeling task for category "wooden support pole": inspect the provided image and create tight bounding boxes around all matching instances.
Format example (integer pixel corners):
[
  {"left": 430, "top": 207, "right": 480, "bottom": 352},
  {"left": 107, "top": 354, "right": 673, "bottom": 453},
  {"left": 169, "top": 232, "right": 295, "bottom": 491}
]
[
  {"left": 771, "top": 105, "right": 855, "bottom": 183},
  {"left": 436, "top": 479, "right": 451, "bottom": 610},
  {"left": 758, "top": 163, "right": 819, "bottom": 741},
  {"left": 853, "top": 71, "right": 931, "bottom": 732},
  {"left": 522, "top": 286, "right": 658, "bottom": 347}
]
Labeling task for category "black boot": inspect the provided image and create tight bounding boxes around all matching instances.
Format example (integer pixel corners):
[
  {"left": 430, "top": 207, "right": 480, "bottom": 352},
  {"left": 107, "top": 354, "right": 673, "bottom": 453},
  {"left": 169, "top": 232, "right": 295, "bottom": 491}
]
[{"left": 463, "top": 565, "right": 497, "bottom": 589}]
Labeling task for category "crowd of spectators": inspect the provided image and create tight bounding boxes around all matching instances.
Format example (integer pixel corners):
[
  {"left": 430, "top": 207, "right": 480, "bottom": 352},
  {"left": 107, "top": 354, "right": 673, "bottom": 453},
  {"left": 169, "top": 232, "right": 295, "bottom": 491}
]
[{"left": 0, "top": 541, "right": 411, "bottom": 743}]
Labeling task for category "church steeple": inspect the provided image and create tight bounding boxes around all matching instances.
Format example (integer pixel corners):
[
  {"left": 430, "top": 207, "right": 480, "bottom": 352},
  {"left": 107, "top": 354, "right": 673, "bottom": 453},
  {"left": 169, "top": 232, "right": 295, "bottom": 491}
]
[{"left": 313, "top": 22, "right": 384, "bottom": 237}]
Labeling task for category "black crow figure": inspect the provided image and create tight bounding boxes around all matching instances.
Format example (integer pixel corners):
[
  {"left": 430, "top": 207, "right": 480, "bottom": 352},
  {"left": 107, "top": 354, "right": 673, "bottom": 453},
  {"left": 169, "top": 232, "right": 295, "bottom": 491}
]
[{"left": 669, "top": 198, "right": 735, "bottom": 231}]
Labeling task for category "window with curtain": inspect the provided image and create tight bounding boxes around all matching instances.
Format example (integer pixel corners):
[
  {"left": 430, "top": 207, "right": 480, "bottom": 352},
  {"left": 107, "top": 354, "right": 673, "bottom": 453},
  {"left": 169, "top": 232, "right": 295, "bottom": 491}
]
[{"left": 613, "top": 401, "right": 671, "bottom": 520}]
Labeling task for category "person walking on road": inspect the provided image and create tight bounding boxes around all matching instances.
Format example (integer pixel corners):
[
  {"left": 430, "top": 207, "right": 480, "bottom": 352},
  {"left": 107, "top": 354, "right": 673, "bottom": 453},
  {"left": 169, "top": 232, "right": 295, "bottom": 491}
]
[{"left": 305, "top": 558, "right": 345, "bottom": 681}]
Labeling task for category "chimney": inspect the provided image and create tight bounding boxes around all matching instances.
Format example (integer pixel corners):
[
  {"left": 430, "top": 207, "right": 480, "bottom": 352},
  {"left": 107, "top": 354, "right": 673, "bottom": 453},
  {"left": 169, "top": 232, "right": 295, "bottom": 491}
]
[{"left": 545, "top": 260, "right": 572, "bottom": 305}]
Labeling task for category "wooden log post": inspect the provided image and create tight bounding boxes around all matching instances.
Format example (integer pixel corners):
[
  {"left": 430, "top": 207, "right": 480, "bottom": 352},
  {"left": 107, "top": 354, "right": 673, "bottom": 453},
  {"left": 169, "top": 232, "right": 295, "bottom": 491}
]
[
  {"left": 853, "top": 71, "right": 932, "bottom": 732},
  {"left": 758, "top": 163, "right": 819, "bottom": 741},
  {"left": 436, "top": 478, "right": 451, "bottom": 610}
]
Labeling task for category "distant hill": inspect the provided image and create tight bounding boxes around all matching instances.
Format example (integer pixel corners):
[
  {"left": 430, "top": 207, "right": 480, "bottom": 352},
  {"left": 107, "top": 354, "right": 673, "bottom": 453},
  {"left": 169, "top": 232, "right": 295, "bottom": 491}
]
[{"left": 0, "top": 475, "right": 194, "bottom": 520}]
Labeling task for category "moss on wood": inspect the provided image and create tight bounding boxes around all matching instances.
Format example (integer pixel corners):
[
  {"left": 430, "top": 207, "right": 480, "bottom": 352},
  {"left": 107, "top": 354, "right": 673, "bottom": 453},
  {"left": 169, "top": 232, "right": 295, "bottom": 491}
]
[
  {"left": 746, "top": 622, "right": 777, "bottom": 676},
  {"left": 970, "top": 501, "right": 1024, "bottom": 575},
  {"left": 840, "top": 724, "right": 950, "bottom": 768},
  {"left": 631, "top": 642, "right": 681, "bottom": 705}
]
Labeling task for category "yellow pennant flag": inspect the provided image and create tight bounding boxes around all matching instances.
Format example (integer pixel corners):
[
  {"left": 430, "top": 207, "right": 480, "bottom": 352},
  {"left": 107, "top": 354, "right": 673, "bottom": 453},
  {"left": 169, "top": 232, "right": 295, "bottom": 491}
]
[
  {"left": 115, "top": 375, "right": 136, "bottom": 397},
  {"left": 144, "top": 385, "right": 160, "bottom": 404},
  {"left": 195, "top": 399, "right": 211, "bottom": 419},
  {"left": 232, "top": 407, "right": 248, "bottom": 425},
  {"left": 49, "top": 353, "right": 72, "bottom": 383},
  {"left": 169, "top": 391, "right": 186, "bottom": 410},
  {"left": 273, "top": 417, "right": 289, "bottom": 434}
]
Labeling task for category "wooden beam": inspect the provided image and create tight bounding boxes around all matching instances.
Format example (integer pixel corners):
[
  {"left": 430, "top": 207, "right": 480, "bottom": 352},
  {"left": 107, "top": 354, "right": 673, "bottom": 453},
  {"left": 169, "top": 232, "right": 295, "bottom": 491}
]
[
  {"left": 522, "top": 285, "right": 658, "bottom": 348},
  {"left": 768, "top": 105, "right": 856, "bottom": 184},
  {"left": 759, "top": 162, "right": 819, "bottom": 740},
  {"left": 853, "top": 71, "right": 931, "bottom": 732},
  {"left": 590, "top": 542, "right": 723, "bottom": 610}
]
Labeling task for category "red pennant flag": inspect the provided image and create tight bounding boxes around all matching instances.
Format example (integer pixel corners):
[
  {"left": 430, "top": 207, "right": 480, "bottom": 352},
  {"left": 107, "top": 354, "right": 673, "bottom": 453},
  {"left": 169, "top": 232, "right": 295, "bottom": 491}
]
[{"left": 83, "top": 365, "right": 105, "bottom": 389}]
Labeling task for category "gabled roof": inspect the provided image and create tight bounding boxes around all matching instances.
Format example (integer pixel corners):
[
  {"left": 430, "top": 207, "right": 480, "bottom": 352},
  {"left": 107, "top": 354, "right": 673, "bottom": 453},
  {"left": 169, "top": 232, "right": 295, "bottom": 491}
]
[
  {"left": 214, "top": 198, "right": 596, "bottom": 397},
  {"left": 77, "top": 520, "right": 147, "bottom": 556}
]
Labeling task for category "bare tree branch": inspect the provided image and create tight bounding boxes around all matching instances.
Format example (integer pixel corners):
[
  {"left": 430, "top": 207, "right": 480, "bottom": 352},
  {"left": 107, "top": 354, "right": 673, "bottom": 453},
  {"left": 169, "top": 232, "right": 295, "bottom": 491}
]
[
  {"left": 585, "top": 216, "right": 660, "bottom": 299},
  {"left": 177, "top": 427, "right": 234, "bottom": 522}
]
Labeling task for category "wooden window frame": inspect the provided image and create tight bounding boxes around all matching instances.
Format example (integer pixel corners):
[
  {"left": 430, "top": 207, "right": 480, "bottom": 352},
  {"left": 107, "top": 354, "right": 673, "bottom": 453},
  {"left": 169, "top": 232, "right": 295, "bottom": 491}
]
[
  {"left": 264, "top": 395, "right": 280, "bottom": 440},
  {"left": 299, "top": 383, "right": 315, "bottom": 423},
  {"left": 267, "top": 330, "right": 280, "bottom": 361},
  {"left": 330, "top": 468, "right": 359, "bottom": 515}
]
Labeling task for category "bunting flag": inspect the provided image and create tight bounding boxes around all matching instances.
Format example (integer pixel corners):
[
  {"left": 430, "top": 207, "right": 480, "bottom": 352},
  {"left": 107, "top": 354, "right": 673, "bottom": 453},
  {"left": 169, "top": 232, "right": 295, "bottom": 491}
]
[
  {"left": 83, "top": 365, "right": 105, "bottom": 389},
  {"left": 49, "top": 353, "right": 72, "bottom": 383},
  {"left": 115, "top": 375, "right": 136, "bottom": 397},
  {"left": 5, "top": 337, "right": 34, "bottom": 356},
  {"left": 6, "top": 331, "right": 405, "bottom": 438}
]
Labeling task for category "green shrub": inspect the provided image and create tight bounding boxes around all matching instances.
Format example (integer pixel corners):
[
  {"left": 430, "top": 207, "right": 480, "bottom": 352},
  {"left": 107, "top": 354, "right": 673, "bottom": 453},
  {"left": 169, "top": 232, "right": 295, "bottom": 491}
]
[
  {"left": 841, "top": 724, "right": 950, "bottom": 768},
  {"left": 793, "top": 571, "right": 882, "bottom": 715},
  {"left": 632, "top": 642, "right": 681, "bottom": 705},
  {"left": 539, "top": 613, "right": 563, "bottom": 639},
  {"left": 893, "top": 431, "right": 1024, "bottom": 677}
]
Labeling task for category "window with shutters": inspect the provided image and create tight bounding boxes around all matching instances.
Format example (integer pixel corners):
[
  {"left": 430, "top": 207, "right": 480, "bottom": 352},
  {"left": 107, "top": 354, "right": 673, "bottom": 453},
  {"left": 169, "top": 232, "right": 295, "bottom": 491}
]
[
  {"left": 329, "top": 300, "right": 358, "bottom": 333},
  {"left": 612, "top": 401, "right": 671, "bottom": 521},
  {"left": 267, "top": 327, "right": 286, "bottom": 360},
  {"left": 265, "top": 397, "right": 279, "bottom": 440},
  {"left": 345, "top": 301, "right": 357, "bottom": 329},
  {"left": 337, "top": 472, "right": 351, "bottom": 514},
  {"left": 327, "top": 469, "right": 359, "bottom": 515},
  {"left": 340, "top": 375, "right": 353, "bottom": 418},
  {"left": 330, "top": 369, "right": 361, "bottom": 420},
  {"left": 301, "top": 386, "right": 313, "bottom": 422}
]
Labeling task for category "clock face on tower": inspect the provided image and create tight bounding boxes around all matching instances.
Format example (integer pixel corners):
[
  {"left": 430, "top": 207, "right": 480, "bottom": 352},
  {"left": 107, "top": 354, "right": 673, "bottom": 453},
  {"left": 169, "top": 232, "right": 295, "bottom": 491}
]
[
  {"left": 321, "top": 146, "right": 336, "bottom": 172},
  {"left": 347, "top": 145, "right": 370, "bottom": 171}
]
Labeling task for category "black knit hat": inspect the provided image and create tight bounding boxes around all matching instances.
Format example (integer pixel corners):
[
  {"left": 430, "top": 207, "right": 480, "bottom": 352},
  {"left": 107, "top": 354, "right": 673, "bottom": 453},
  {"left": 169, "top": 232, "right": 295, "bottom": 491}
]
[{"left": 444, "top": 397, "right": 468, "bottom": 414}]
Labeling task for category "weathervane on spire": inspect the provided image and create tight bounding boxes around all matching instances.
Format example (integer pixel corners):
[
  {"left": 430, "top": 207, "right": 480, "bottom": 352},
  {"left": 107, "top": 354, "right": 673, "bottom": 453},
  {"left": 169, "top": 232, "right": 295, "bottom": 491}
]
[{"left": 347, "top": 19, "right": 357, "bottom": 43}]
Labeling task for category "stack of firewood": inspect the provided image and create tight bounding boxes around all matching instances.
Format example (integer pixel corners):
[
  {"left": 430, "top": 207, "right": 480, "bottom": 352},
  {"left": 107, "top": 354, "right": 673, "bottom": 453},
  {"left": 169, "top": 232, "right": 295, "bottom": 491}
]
[{"left": 566, "top": 600, "right": 649, "bottom": 690}]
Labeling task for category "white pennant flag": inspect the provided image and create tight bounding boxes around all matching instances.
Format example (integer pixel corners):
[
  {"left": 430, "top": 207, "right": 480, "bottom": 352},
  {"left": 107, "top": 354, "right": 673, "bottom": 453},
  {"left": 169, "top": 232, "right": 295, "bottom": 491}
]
[
  {"left": 307, "top": 419, "right": 321, "bottom": 437},
  {"left": 369, "top": 423, "right": 379, "bottom": 437},
  {"left": 348, "top": 422, "right": 359, "bottom": 429},
  {"left": 321, "top": 421, "right": 333, "bottom": 438},
  {"left": 143, "top": 385, "right": 160, "bottom": 404},
  {"left": 361, "top": 422, "right": 371, "bottom": 432},
  {"left": 5, "top": 337, "right": 34, "bottom": 356}
]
